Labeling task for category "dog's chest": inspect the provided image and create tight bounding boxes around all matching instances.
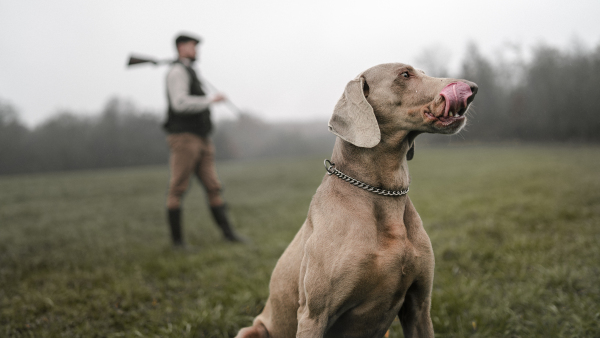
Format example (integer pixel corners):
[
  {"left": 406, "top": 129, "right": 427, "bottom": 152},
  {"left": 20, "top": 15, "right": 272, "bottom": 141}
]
[
  {"left": 375, "top": 230, "right": 424, "bottom": 287},
  {"left": 324, "top": 237, "right": 428, "bottom": 337}
]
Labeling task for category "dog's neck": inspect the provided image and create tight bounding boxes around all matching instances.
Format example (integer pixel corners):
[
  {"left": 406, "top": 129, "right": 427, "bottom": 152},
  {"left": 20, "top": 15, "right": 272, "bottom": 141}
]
[{"left": 330, "top": 132, "right": 413, "bottom": 191}]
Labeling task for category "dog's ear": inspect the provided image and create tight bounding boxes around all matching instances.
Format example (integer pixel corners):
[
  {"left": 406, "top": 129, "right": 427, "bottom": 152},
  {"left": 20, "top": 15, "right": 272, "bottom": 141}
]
[
  {"left": 328, "top": 76, "right": 380, "bottom": 148},
  {"left": 407, "top": 143, "right": 415, "bottom": 161}
]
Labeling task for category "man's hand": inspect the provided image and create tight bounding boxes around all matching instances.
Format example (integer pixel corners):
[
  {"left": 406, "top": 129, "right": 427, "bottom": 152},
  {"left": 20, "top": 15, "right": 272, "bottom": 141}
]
[{"left": 210, "top": 93, "right": 227, "bottom": 103}]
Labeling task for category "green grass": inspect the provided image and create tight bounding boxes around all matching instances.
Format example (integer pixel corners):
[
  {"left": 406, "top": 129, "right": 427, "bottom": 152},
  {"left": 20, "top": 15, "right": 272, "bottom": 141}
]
[{"left": 1, "top": 146, "right": 599, "bottom": 337}]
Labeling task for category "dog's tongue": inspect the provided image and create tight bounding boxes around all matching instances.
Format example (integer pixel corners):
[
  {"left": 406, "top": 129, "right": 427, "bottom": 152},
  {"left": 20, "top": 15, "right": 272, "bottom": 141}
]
[{"left": 440, "top": 82, "right": 472, "bottom": 117}]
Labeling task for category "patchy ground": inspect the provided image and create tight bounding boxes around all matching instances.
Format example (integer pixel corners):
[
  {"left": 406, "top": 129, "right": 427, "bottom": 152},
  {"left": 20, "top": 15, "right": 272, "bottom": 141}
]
[{"left": 1, "top": 146, "right": 599, "bottom": 337}]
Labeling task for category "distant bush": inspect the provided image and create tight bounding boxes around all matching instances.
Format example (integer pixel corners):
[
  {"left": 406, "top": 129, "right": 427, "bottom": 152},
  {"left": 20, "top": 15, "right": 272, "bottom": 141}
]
[{"left": 212, "top": 114, "right": 335, "bottom": 161}]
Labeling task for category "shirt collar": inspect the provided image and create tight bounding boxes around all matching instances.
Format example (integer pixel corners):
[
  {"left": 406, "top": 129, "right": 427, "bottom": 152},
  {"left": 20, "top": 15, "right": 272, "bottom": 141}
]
[{"left": 178, "top": 58, "right": 193, "bottom": 67}]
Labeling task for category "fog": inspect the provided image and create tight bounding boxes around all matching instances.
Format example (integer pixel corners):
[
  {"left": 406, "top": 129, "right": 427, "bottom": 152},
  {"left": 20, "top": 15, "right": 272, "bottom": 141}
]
[
  {"left": 3, "top": 39, "right": 600, "bottom": 175},
  {"left": 1, "top": 0, "right": 599, "bottom": 127}
]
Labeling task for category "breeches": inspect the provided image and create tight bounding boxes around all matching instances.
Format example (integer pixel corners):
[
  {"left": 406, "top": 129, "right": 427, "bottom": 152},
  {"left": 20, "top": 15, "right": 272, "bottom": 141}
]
[{"left": 166, "top": 133, "right": 222, "bottom": 209}]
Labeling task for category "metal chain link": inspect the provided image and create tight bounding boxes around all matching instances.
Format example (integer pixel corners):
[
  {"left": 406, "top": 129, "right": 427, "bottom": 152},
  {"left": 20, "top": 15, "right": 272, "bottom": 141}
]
[{"left": 324, "top": 159, "right": 409, "bottom": 197}]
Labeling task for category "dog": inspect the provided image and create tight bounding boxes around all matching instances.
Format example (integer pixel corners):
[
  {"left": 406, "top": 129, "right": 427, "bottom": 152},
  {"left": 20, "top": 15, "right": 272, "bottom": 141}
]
[{"left": 236, "top": 63, "right": 478, "bottom": 338}]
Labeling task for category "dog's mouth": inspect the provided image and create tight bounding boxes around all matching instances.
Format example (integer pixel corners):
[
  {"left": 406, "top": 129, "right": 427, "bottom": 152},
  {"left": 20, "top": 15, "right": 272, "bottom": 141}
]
[{"left": 424, "top": 82, "right": 473, "bottom": 126}]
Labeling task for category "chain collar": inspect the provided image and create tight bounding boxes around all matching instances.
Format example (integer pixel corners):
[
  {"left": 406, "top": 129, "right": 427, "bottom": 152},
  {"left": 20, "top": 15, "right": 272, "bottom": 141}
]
[{"left": 324, "top": 160, "right": 409, "bottom": 197}]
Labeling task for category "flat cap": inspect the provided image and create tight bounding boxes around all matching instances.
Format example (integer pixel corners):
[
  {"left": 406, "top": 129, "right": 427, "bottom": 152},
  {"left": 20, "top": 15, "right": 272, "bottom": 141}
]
[{"left": 175, "top": 33, "right": 201, "bottom": 46}]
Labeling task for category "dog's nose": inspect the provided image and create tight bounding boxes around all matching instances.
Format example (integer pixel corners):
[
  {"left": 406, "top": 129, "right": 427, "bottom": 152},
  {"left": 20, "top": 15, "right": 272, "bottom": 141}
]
[
  {"left": 460, "top": 80, "right": 478, "bottom": 104},
  {"left": 469, "top": 82, "right": 478, "bottom": 96}
]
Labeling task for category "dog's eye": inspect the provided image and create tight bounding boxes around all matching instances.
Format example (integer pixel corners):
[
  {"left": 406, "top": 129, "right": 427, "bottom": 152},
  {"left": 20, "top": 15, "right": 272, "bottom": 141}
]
[{"left": 401, "top": 72, "right": 409, "bottom": 78}]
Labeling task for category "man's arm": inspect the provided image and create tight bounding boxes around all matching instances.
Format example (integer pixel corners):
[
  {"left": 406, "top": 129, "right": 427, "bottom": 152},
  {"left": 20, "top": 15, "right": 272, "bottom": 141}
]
[{"left": 167, "top": 64, "right": 217, "bottom": 113}]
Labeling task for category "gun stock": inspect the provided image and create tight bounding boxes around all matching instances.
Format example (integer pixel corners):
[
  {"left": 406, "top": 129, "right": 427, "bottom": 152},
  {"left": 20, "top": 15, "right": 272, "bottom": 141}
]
[{"left": 127, "top": 56, "right": 158, "bottom": 66}]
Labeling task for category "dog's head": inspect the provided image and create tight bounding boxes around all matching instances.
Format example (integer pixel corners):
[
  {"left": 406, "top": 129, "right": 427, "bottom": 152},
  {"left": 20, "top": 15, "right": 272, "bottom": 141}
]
[{"left": 328, "top": 63, "right": 478, "bottom": 152}]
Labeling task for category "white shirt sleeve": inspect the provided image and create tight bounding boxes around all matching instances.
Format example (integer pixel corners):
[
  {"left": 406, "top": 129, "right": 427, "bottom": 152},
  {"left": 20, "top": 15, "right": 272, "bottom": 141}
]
[{"left": 166, "top": 63, "right": 212, "bottom": 113}]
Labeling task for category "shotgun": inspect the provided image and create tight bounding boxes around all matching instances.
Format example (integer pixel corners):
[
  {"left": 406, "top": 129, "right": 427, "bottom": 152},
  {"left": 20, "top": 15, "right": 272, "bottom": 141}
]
[{"left": 126, "top": 54, "right": 243, "bottom": 116}]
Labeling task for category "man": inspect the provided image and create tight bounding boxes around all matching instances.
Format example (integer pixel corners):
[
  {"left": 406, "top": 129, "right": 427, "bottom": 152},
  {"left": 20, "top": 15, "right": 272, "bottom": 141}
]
[{"left": 164, "top": 33, "right": 244, "bottom": 247}]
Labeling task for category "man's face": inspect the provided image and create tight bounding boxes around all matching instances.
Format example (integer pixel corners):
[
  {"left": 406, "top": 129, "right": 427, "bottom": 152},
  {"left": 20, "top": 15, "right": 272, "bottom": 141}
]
[{"left": 177, "top": 41, "right": 198, "bottom": 60}]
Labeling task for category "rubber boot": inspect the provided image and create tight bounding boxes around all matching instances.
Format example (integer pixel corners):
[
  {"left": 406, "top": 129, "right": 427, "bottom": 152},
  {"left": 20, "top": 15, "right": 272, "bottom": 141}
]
[
  {"left": 168, "top": 208, "right": 184, "bottom": 247},
  {"left": 210, "top": 204, "right": 246, "bottom": 243}
]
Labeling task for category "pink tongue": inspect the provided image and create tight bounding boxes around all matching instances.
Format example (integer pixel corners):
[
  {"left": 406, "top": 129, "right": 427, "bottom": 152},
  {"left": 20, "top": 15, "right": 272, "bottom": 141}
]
[{"left": 440, "top": 82, "right": 472, "bottom": 117}]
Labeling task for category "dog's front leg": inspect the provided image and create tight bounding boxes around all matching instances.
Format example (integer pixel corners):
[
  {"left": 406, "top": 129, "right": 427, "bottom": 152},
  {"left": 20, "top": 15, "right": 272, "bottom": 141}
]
[
  {"left": 297, "top": 312, "right": 328, "bottom": 337},
  {"left": 296, "top": 250, "right": 330, "bottom": 337},
  {"left": 296, "top": 237, "right": 356, "bottom": 338},
  {"left": 398, "top": 281, "right": 434, "bottom": 338}
]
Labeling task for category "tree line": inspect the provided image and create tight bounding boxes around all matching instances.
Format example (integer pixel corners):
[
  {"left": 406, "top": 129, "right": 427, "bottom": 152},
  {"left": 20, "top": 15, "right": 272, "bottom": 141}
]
[
  {"left": 453, "top": 41, "right": 600, "bottom": 142},
  {"left": 0, "top": 98, "right": 169, "bottom": 175},
  {"left": 1, "top": 41, "right": 599, "bottom": 175},
  {"left": 0, "top": 97, "right": 336, "bottom": 175}
]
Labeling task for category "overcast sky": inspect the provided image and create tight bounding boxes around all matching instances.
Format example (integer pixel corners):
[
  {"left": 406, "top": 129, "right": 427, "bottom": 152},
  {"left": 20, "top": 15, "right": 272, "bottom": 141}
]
[{"left": 1, "top": 0, "right": 599, "bottom": 127}]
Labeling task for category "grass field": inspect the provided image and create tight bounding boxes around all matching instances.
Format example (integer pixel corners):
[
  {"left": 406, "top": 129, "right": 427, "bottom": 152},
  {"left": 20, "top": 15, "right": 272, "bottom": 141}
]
[{"left": 1, "top": 145, "right": 599, "bottom": 337}]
